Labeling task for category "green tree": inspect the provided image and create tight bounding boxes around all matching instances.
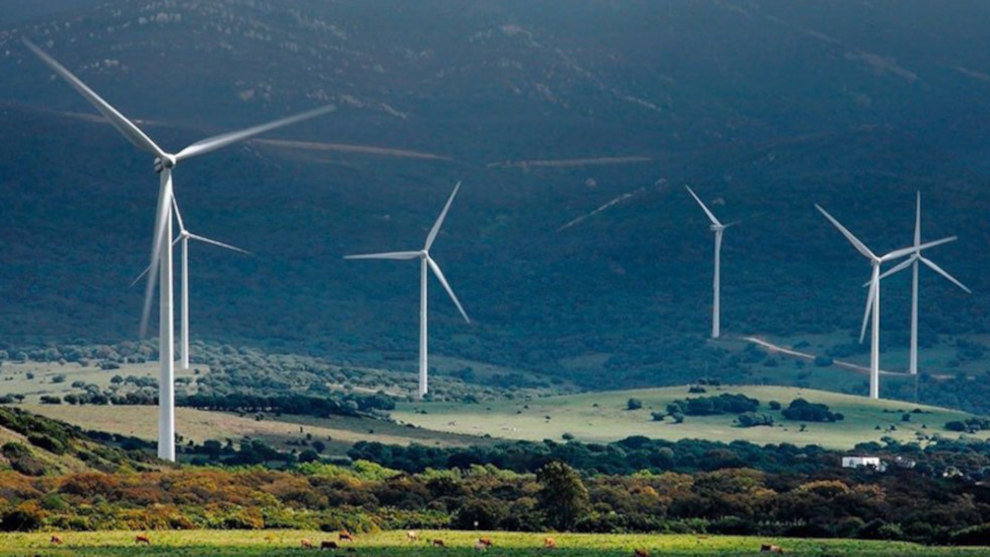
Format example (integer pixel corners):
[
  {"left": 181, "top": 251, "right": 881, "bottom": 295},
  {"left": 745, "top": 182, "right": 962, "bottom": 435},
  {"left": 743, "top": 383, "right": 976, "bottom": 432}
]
[{"left": 537, "top": 461, "right": 589, "bottom": 530}]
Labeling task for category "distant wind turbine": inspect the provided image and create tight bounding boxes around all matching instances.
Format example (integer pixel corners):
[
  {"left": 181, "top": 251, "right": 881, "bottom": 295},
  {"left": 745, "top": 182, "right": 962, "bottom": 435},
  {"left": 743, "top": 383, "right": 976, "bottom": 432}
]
[
  {"left": 133, "top": 195, "right": 251, "bottom": 370},
  {"left": 345, "top": 182, "right": 470, "bottom": 399},
  {"left": 872, "top": 192, "right": 970, "bottom": 375},
  {"left": 25, "top": 39, "right": 332, "bottom": 461},
  {"left": 815, "top": 204, "right": 955, "bottom": 399},
  {"left": 686, "top": 186, "right": 737, "bottom": 339}
]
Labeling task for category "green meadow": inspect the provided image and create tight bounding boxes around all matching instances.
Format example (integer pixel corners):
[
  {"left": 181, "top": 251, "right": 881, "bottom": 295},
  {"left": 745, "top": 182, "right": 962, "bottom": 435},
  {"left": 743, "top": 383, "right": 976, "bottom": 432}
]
[{"left": 0, "top": 530, "right": 985, "bottom": 556}]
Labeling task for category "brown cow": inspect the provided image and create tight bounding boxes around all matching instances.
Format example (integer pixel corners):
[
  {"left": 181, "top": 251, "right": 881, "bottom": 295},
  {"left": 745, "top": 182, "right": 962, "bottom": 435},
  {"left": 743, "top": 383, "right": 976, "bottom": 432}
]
[
  {"left": 321, "top": 540, "right": 339, "bottom": 550},
  {"left": 50, "top": 535, "right": 63, "bottom": 545},
  {"left": 135, "top": 535, "right": 151, "bottom": 545},
  {"left": 432, "top": 539, "right": 446, "bottom": 547},
  {"left": 544, "top": 537, "right": 557, "bottom": 549},
  {"left": 339, "top": 530, "right": 354, "bottom": 542},
  {"left": 301, "top": 539, "right": 315, "bottom": 548},
  {"left": 474, "top": 540, "right": 488, "bottom": 551},
  {"left": 633, "top": 549, "right": 649, "bottom": 557},
  {"left": 760, "top": 544, "right": 785, "bottom": 554},
  {"left": 478, "top": 537, "right": 493, "bottom": 547}
]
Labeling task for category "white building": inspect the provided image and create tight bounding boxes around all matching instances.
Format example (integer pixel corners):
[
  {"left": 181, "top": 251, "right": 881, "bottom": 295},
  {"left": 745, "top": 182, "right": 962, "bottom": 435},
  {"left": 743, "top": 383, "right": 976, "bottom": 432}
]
[{"left": 842, "top": 456, "right": 885, "bottom": 471}]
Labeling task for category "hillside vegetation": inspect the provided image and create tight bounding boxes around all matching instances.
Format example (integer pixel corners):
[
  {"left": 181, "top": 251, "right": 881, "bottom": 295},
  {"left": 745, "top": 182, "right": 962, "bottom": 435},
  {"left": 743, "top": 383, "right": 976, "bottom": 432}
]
[{"left": 394, "top": 386, "right": 990, "bottom": 449}]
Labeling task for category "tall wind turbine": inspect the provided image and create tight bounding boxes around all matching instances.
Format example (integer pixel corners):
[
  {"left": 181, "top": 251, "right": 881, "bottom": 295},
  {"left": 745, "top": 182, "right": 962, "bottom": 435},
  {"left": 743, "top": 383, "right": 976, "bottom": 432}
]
[
  {"left": 345, "top": 182, "right": 470, "bottom": 399},
  {"left": 815, "top": 204, "right": 955, "bottom": 399},
  {"left": 874, "top": 192, "right": 970, "bottom": 375},
  {"left": 133, "top": 196, "right": 251, "bottom": 370},
  {"left": 25, "top": 39, "right": 332, "bottom": 461},
  {"left": 686, "top": 186, "right": 735, "bottom": 339}
]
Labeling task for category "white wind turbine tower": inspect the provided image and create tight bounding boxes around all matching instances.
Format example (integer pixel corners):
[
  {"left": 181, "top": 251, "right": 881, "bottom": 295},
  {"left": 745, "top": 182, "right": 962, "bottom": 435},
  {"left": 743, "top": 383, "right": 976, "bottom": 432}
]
[
  {"left": 815, "top": 204, "right": 955, "bottom": 399},
  {"left": 132, "top": 195, "right": 251, "bottom": 370},
  {"left": 686, "top": 186, "right": 736, "bottom": 339},
  {"left": 873, "top": 192, "right": 970, "bottom": 375},
  {"left": 25, "top": 39, "right": 332, "bottom": 461},
  {"left": 345, "top": 182, "right": 470, "bottom": 399}
]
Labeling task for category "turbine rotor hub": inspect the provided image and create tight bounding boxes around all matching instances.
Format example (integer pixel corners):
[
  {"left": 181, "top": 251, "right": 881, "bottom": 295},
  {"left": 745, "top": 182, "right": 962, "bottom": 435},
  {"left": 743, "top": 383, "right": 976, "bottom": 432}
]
[{"left": 153, "top": 154, "right": 177, "bottom": 173}]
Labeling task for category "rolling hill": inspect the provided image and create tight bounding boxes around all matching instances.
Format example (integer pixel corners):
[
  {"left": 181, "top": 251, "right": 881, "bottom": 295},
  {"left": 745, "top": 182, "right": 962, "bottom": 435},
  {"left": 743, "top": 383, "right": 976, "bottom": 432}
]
[{"left": 393, "top": 385, "right": 990, "bottom": 450}]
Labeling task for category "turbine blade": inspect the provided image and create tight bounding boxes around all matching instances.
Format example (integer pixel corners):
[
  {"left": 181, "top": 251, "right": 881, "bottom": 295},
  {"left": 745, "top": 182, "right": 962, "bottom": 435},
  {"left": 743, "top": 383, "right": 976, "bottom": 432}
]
[
  {"left": 174, "top": 104, "right": 335, "bottom": 162},
  {"left": 914, "top": 191, "right": 922, "bottom": 247},
  {"left": 860, "top": 277, "right": 877, "bottom": 344},
  {"left": 685, "top": 185, "right": 722, "bottom": 227},
  {"left": 139, "top": 172, "right": 173, "bottom": 336},
  {"left": 427, "top": 256, "right": 470, "bottom": 323},
  {"left": 23, "top": 39, "right": 166, "bottom": 159},
  {"left": 129, "top": 264, "right": 152, "bottom": 289},
  {"left": 876, "top": 256, "right": 916, "bottom": 282},
  {"left": 171, "top": 194, "right": 186, "bottom": 234},
  {"left": 722, "top": 220, "right": 742, "bottom": 229},
  {"left": 919, "top": 256, "right": 972, "bottom": 294},
  {"left": 881, "top": 236, "right": 956, "bottom": 262},
  {"left": 425, "top": 181, "right": 461, "bottom": 250},
  {"left": 344, "top": 251, "right": 422, "bottom": 260},
  {"left": 815, "top": 204, "right": 876, "bottom": 261},
  {"left": 187, "top": 233, "right": 251, "bottom": 255}
]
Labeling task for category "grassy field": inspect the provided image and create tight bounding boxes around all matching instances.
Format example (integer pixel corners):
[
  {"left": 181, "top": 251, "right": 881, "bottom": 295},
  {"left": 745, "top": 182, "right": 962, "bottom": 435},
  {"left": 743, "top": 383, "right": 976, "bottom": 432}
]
[
  {"left": 23, "top": 404, "right": 488, "bottom": 455},
  {"left": 0, "top": 530, "right": 985, "bottom": 556},
  {"left": 0, "top": 360, "right": 204, "bottom": 403},
  {"left": 393, "top": 385, "right": 990, "bottom": 449}
]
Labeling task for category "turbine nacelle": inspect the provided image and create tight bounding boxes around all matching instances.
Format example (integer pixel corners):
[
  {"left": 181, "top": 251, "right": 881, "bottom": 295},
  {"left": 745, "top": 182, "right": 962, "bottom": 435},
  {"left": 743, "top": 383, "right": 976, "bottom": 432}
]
[{"left": 153, "top": 154, "right": 176, "bottom": 174}]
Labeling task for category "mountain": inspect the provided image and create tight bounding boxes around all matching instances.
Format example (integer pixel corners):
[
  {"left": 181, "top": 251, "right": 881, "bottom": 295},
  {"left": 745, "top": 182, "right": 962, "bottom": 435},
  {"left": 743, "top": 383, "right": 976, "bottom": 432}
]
[{"left": 1, "top": 1, "right": 989, "bottom": 410}]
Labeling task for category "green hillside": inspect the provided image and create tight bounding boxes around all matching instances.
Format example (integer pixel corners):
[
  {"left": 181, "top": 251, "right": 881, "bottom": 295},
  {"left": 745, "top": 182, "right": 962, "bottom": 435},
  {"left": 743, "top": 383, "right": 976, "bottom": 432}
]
[
  {"left": 393, "top": 385, "right": 990, "bottom": 449},
  {"left": 0, "top": 407, "right": 158, "bottom": 476}
]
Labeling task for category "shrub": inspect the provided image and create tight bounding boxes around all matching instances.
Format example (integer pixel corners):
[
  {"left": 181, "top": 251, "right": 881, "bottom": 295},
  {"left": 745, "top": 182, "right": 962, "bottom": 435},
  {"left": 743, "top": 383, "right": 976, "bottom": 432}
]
[
  {"left": 781, "top": 398, "right": 843, "bottom": 422},
  {"left": 0, "top": 504, "right": 44, "bottom": 532},
  {"left": 626, "top": 398, "right": 643, "bottom": 410},
  {"left": 737, "top": 412, "right": 775, "bottom": 427}
]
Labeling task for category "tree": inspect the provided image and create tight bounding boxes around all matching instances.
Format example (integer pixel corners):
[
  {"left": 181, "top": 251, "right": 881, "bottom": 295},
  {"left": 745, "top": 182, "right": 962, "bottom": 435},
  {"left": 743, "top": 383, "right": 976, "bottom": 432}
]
[
  {"left": 627, "top": 398, "right": 643, "bottom": 410},
  {"left": 537, "top": 461, "right": 589, "bottom": 530}
]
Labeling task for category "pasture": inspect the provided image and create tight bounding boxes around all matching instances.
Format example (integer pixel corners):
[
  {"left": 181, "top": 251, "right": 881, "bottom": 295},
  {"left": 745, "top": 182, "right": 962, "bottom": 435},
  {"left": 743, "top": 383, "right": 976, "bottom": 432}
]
[
  {"left": 0, "top": 530, "right": 985, "bottom": 556},
  {"left": 24, "top": 404, "right": 487, "bottom": 456},
  {"left": 393, "top": 385, "right": 990, "bottom": 449}
]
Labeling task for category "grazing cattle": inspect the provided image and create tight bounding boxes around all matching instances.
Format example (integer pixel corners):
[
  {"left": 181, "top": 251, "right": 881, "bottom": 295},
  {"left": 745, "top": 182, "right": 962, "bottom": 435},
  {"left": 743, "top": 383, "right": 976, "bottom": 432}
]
[
  {"left": 760, "top": 544, "right": 785, "bottom": 554},
  {"left": 301, "top": 539, "right": 315, "bottom": 548},
  {"left": 135, "top": 535, "right": 151, "bottom": 545},
  {"left": 321, "top": 540, "right": 339, "bottom": 550},
  {"left": 633, "top": 549, "right": 649, "bottom": 557},
  {"left": 544, "top": 537, "right": 557, "bottom": 549},
  {"left": 339, "top": 530, "right": 354, "bottom": 542},
  {"left": 406, "top": 531, "right": 418, "bottom": 541},
  {"left": 432, "top": 539, "right": 446, "bottom": 547},
  {"left": 50, "top": 535, "right": 63, "bottom": 545},
  {"left": 474, "top": 540, "right": 487, "bottom": 551},
  {"left": 478, "top": 537, "right": 493, "bottom": 547}
]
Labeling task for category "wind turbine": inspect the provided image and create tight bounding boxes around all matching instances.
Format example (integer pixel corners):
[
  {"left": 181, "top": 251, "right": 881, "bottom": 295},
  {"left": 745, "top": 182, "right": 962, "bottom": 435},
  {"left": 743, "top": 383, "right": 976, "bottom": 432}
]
[
  {"left": 131, "top": 195, "right": 251, "bottom": 370},
  {"left": 25, "top": 39, "right": 332, "bottom": 461},
  {"left": 345, "top": 182, "right": 470, "bottom": 399},
  {"left": 686, "top": 186, "right": 736, "bottom": 339},
  {"left": 873, "top": 192, "right": 970, "bottom": 375},
  {"left": 815, "top": 204, "right": 955, "bottom": 399}
]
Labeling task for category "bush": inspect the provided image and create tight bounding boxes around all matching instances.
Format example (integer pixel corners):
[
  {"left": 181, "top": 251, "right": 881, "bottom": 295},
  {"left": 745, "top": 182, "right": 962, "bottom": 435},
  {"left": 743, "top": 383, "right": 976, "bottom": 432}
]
[
  {"left": 737, "top": 412, "right": 775, "bottom": 427},
  {"left": 781, "top": 398, "right": 843, "bottom": 422},
  {"left": 0, "top": 504, "right": 44, "bottom": 532},
  {"left": 769, "top": 401, "right": 781, "bottom": 411},
  {"left": 626, "top": 398, "right": 643, "bottom": 410},
  {"left": 672, "top": 393, "right": 759, "bottom": 416},
  {"left": 949, "top": 523, "right": 990, "bottom": 546}
]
